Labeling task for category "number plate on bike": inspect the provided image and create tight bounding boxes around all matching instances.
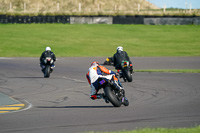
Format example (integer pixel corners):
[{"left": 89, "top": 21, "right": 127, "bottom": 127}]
[{"left": 99, "top": 79, "right": 106, "bottom": 85}]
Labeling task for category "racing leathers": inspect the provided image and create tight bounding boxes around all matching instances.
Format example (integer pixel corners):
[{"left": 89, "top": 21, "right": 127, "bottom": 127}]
[
  {"left": 86, "top": 64, "right": 123, "bottom": 100},
  {"left": 40, "top": 51, "right": 56, "bottom": 70},
  {"left": 113, "top": 51, "right": 133, "bottom": 70}
]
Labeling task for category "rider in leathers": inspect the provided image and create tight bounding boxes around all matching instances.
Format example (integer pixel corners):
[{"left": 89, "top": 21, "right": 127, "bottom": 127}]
[
  {"left": 86, "top": 61, "right": 124, "bottom": 102},
  {"left": 40, "top": 47, "right": 56, "bottom": 72},
  {"left": 113, "top": 46, "right": 133, "bottom": 71}
]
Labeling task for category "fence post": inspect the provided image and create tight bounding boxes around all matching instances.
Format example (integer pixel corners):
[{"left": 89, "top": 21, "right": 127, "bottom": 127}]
[
  {"left": 79, "top": 3, "right": 81, "bottom": 12},
  {"left": 163, "top": 5, "right": 166, "bottom": 13},
  {"left": 24, "top": 3, "right": 26, "bottom": 12},
  {"left": 9, "top": 2, "right": 12, "bottom": 11},
  {"left": 37, "top": 2, "right": 40, "bottom": 11},
  {"left": 57, "top": 3, "right": 60, "bottom": 11},
  {"left": 98, "top": 4, "right": 100, "bottom": 11},
  {"left": 115, "top": 4, "right": 117, "bottom": 11},
  {"left": 138, "top": 4, "right": 140, "bottom": 12},
  {"left": 185, "top": 2, "right": 188, "bottom": 13}
]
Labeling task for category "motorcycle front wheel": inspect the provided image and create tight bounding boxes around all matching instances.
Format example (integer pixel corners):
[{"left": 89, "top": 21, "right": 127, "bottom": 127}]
[{"left": 44, "top": 65, "right": 50, "bottom": 78}]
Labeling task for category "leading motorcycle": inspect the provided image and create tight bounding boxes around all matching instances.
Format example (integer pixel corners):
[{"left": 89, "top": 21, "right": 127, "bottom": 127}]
[
  {"left": 118, "top": 60, "right": 133, "bottom": 82},
  {"left": 99, "top": 75, "right": 129, "bottom": 107},
  {"left": 42, "top": 57, "right": 54, "bottom": 78}
]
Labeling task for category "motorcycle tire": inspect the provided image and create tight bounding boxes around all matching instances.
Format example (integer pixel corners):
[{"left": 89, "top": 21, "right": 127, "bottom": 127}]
[
  {"left": 104, "top": 86, "right": 121, "bottom": 107},
  {"left": 44, "top": 66, "right": 50, "bottom": 78},
  {"left": 123, "top": 69, "right": 132, "bottom": 82}
]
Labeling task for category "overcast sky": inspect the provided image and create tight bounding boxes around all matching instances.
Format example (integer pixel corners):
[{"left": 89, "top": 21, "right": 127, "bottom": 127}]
[{"left": 149, "top": 0, "right": 200, "bottom": 9}]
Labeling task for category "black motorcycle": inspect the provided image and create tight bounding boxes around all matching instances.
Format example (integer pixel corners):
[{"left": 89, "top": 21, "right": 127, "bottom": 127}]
[
  {"left": 103, "top": 57, "right": 113, "bottom": 65},
  {"left": 99, "top": 76, "right": 129, "bottom": 107},
  {"left": 42, "top": 57, "right": 54, "bottom": 78},
  {"left": 119, "top": 61, "right": 133, "bottom": 82}
]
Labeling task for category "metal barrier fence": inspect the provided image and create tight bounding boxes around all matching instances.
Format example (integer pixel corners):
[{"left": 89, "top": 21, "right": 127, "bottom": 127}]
[{"left": 0, "top": 15, "right": 200, "bottom": 25}]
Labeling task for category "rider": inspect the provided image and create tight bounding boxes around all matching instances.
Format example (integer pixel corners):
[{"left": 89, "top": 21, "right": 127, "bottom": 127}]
[
  {"left": 113, "top": 46, "right": 133, "bottom": 71},
  {"left": 40, "top": 46, "right": 56, "bottom": 71},
  {"left": 86, "top": 61, "right": 124, "bottom": 102}
]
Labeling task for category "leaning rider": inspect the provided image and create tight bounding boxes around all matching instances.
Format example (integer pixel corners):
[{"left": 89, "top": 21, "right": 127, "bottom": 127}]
[{"left": 86, "top": 61, "right": 124, "bottom": 102}]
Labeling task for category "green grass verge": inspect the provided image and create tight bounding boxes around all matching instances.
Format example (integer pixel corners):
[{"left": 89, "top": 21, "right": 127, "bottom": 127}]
[
  {"left": 0, "top": 24, "right": 200, "bottom": 57},
  {"left": 134, "top": 69, "right": 200, "bottom": 73},
  {"left": 87, "top": 126, "right": 200, "bottom": 133}
]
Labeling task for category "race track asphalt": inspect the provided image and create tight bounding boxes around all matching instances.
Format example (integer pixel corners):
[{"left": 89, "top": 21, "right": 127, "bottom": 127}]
[{"left": 0, "top": 57, "right": 200, "bottom": 133}]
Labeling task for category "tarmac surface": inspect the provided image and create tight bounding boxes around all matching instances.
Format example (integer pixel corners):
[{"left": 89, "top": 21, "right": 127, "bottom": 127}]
[{"left": 0, "top": 57, "right": 200, "bottom": 133}]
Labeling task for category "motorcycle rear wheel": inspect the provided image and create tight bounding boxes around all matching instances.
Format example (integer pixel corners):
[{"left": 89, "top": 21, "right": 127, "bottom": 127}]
[
  {"left": 104, "top": 86, "right": 121, "bottom": 107},
  {"left": 123, "top": 69, "right": 132, "bottom": 82}
]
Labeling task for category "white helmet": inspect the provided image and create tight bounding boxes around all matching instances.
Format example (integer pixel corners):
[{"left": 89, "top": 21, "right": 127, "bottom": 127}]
[
  {"left": 45, "top": 47, "right": 51, "bottom": 51},
  {"left": 117, "top": 46, "right": 123, "bottom": 53}
]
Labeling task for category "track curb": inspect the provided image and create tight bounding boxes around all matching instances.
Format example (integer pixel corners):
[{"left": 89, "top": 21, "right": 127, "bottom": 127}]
[{"left": 0, "top": 93, "right": 25, "bottom": 114}]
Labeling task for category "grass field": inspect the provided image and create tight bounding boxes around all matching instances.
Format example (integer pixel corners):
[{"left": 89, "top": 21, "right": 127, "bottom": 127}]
[
  {"left": 0, "top": 24, "right": 200, "bottom": 57},
  {"left": 87, "top": 126, "right": 200, "bottom": 133},
  {"left": 134, "top": 69, "right": 200, "bottom": 73}
]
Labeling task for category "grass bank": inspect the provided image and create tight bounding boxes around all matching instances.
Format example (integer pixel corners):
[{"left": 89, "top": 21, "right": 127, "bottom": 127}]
[
  {"left": 134, "top": 69, "right": 200, "bottom": 73},
  {"left": 87, "top": 126, "right": 200, "bottom": 133},
  {"left": 0, "top": 24, "right": 200, "bottom": 57}
]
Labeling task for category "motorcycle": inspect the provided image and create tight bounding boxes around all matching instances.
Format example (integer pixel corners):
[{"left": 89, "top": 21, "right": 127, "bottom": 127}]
[
  {"left": 118, "top": 60, "right": 133, "bottom": 82},
  {"left": 99, "top": 75, "right": 129, "bottom": 107},
  {"left": 103, "top": 57, "right": 113, "bottom": 65},
  {"left": 42, "top": 57, "right": 54, "bottom": 78}
]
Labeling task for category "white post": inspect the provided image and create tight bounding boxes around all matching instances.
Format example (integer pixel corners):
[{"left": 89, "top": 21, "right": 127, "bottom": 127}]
[
  {"left": 185, "top": 2, "right": 188, "bottom": 10},
  {"left": 163, "top": 5, "right": 166, "bottom": 13},
  {"left": 190, "top": 4, "right": 192, "bottom": 13},
  {"left": 138, "top": 4, "right": 140, "bottom": 12},
  {"left": 37, "top": 2, "right": 40, "bottom": 11},
  {"left": 24, "top": 3, "right": 26, "bottom": 12},
  {"left": 79, "top": 3, "right": 81, "bottom": 12},
  {"left": 115, "top": 4, "right": 117, "bottom": 11},
  {"left": 9, "top": 2, "right": 12, "bottom": 11},
  {"left": 185, "top": 2, "right": 188, "bottom": 13},
  {"left": 98, "top": 4, "right": 100, "bottom": 11},
  {"left": 57, "top": 3, "right": 60, "bottom": 11}
]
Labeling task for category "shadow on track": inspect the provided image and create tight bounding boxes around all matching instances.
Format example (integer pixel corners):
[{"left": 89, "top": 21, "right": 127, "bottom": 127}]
[
  {"left": 9, "top": 77, "right": 64, "bottom": 79},
  {"left": 9, "top": 77, "right": 44, "bottom": 79},
  {"left": 37, "top": 105, "right": 114, "bottom": 109}
]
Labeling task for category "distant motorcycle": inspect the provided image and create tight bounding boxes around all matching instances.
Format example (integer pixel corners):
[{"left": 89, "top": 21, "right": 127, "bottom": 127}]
[
  {"left": 103, "top": 57, "right": 113, "bottom": 65},
  {"left": 99, "top": 75, "right": 129, "bottom": 107},
  {"left": 42, "top": 57, "right": 54, "bottom": 78},
  {"left": 118, "top": 61, "right": 133, "bottom": 82}
]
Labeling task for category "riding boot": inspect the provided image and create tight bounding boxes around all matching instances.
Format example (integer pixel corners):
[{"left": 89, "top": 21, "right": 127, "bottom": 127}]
[{"left": 102, "top": 93, "right": 109, "bottom": 103}]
